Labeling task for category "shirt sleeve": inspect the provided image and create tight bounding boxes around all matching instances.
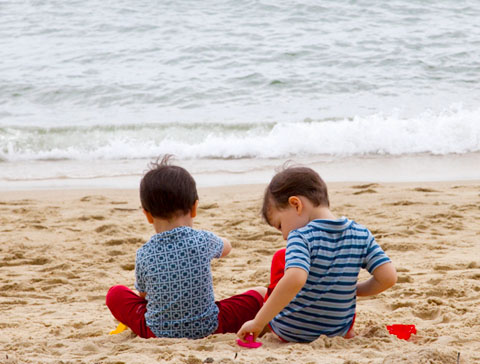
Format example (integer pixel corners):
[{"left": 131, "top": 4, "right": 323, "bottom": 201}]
[
  {"left": 134, "top": 248, "right": 146, "bottom": 292},
  {"left": 201, "top": 230, "right": 224, "bottom": 259},
  {"left": 284, "top": 230, "right": 311, "bottom": 273},
  {"left": 362, "top": 230, "right": 391, "bottom": 274}
]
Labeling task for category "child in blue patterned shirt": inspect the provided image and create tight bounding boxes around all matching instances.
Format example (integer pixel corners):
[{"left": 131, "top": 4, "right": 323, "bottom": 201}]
[
  {"left": 237, "top": 166, "right": 397, "bottom": 343},
  {"left": 106, "top": 155, "right": 266, "bottom": 339}
]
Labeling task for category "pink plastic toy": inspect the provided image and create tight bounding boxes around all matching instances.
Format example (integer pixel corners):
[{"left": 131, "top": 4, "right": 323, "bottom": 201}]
[
  {"left": 237, "top": 334, "right": 262, "bottom": 348},
  {"left": 386, "top": 324, "right": 417, "bottom": 340}
]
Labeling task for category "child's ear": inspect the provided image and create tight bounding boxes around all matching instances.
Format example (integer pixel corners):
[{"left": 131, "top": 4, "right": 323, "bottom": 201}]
[
  {"left": 143, "top": 209, "right": 154, "bottom": 224},
  {"left": 288, "top": 196, "right": 303, "bottom": 215},
  {"left": 190, "top": 200, "right": 199, "bottom": 218}
]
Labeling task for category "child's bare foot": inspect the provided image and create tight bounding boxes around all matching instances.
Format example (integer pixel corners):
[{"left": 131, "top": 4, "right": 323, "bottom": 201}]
[{"left": 344, "top": 329, "right": 356, "bottom": 339}]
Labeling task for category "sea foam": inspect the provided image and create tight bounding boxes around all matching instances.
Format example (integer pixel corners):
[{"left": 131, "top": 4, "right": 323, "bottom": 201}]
[{"left": 1, "top": 105, "right": 479, "bottom": 162}]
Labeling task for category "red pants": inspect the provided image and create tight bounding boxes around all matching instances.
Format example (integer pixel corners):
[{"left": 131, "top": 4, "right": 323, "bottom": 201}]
[
  {"left": 265, "top": 248, "right": 286, "bottom": 301},
  {"left": 106, "top": 286, "right": 155, "bottom": 338},
  {"left": 265, "top": 248, "right": 355, "bottom": 338},
  {"left": 105, "top": 285, "right": 263, "bottom": 338}
]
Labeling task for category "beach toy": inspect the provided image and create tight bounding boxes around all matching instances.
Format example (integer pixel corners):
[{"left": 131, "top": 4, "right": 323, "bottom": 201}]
[
  {"left": 386, "top": 324, "right": 416, "bottom": 340},
  {"left": 109, "top": 322, "right": 128, "bottom": 335},
  {"left": 237, "top": 334, "right": 262, "bottom": 348}
]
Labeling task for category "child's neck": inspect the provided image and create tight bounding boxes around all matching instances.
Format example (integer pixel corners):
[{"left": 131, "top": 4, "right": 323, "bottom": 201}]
[
  {"left": 309, "top": 206, "right": 336, "bottom": 221},
  {"left": 152, "top": 214, "right": 194, "bottom": 234}
]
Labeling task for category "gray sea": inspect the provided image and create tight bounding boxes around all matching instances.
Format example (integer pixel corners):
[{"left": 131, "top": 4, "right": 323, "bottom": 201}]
[{"left": 1, "top": 0, "right": 480, "bottom": 188}]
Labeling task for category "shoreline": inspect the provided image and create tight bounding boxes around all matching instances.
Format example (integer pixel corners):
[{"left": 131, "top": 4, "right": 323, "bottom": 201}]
[
  {"left": 1, "top": 152, "right": 480, "bottom": 191},
  {"left": 1, "top": 179, "right": 479, "bottom": 198},
  {"left": 1, "top": 180, "right": 479, "bottom": 363}
]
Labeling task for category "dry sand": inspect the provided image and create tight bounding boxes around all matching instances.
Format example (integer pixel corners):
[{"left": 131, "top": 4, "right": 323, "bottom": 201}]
[{"left": 1, "top": 181, "right": 479, "bottom": 364}]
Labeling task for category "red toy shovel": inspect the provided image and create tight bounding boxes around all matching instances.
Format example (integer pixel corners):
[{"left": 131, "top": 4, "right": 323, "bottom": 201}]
[{"left": 386, "top": 324, "right": 417, "bottom": 340}]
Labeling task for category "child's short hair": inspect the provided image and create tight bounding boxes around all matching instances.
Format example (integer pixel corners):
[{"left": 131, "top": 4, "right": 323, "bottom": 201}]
[
  {"left": 140, "top": 155, "right": 198, "bottom": 219},
  {"left": 262, "top": 166, "right": 330, "bottom": 223}
]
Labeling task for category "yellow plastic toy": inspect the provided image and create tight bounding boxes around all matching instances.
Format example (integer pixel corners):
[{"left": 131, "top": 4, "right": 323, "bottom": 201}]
[{"left": 109, "top": 322, "right": 128, "bottom": 335}]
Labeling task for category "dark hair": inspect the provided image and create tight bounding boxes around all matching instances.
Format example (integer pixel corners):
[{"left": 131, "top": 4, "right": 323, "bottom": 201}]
[
  {"left": 140, "top": 155, "right": 198, "bottom": 219},
  {"left": 262, "top": 165, "right": 329, "bottom": 224}
]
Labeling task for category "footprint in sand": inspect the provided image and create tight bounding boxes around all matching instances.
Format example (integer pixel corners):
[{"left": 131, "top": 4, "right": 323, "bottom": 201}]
[
  {"left": 467, "top": 261, "right": 478, "bottom": 269},
  {"left": 227, "top": 219, "right": 245, "bottom": 227},
  {"left": 121, "top": 263, "right": 135, "bottom": 271},
  {"left": 79, "top": 195, "right": 107, "bottom": 203},
  {"left": 0, "top": 199, "right": 34, "bottom": 206},
  {"left": 107, "top": 250, "right": 125, "bottom": 257},
  {"left": 353, "top": 188, "right": 377, "bottom": 195},
  {"left": 362, "top": 323, "right": 390, "bottom": 338},
  {"left": 383, "top": 348, "right": 461, "bottom": 363},
  {"left": 28, "top": 257, "right": 50, "bottom": 265},
  {"left": 456, "top": 203, "right": 479, "bottom": 211},
  {"left": 396, "top": 275, "right": 414, "bottom": 284},
  {"left": 78, "top": 215, "right": 105, "bottom": 221},
  {"left": 111, "top": 207, "right": 138, "bottom": 212},
  {"left": 351, "top": 183, "right": 379, "bottom": 195},
  {"left": 387, "top": 200, "right": 422, "bottom": 206},
  {"left": 413, "top": 306, "right": 440, "bottom": 320},
  {"left": 32, "top": 224, "right": 48, "bottom": 230},
  {"left": 352, "top": 183, "right": 379, "bottom": 189},
  {"left": 428, "top": 212, "right": 463, "bottom": 220},
  {"left": 81, "top": 343, "right": 99, "bottom": 353},
  {"left": 95, "top": 224, "right": 120, "bottom": 234},
  {"left": 414, "top": 223, "right": 428, "bottom": 231},
  {"left": 105, "top": 237, "right": 144, "bottom": 246},
  {"left": 105, "top": 239, "right": 124, "bottom": 246},
  {"left": 390, "top": 300, "right": 415, "bottom": 311},
  {"left": 199, "top": 203, "right": 219, "bottom": 210},
  {"left": 381, "top": 242, "right": 419, "bottom": 252},
  {"left": 433, "top": 264, "right": 457, "bottom": 271},
  {"left": 412, "top": 187, "right": 440, "bottom": 193}
]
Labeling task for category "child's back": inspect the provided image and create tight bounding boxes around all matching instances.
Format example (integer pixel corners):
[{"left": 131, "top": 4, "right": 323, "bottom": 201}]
[
  {"left": 270, "top": 218, "right": 390, "bottom": 342},
  {"left": 135, "top": 226, "right": 224, "bottom": 338}
]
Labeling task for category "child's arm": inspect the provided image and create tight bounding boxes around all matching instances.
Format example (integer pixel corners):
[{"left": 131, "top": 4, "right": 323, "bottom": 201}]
[
  {"left": 357, "top": 262, "right": 397, "bottom": 296},
  {"left": 237, "top": 267, "right": 308, "bottom": 341},
  {"left": 220, "top": 237, "right": 232, "bottom": 258}
]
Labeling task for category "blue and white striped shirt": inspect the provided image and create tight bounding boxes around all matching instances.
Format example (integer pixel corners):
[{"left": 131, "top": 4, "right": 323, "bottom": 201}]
[{"left": 269, "top": 217, "right": 391, "bottom": 342}]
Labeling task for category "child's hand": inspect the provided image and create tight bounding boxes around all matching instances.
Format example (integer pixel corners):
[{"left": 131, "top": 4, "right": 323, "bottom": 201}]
[
  {"left": 357, "top": 262, "right": 397, "bottom": 296},
  {"left": 220, "top": 238, "right": 232, "bottom": 258},
  {"left": 237, "top": 319, "right": 264, "bottom": 342},
  {"left": 237, "top": 267, "right": 307, "bottom": 342}
]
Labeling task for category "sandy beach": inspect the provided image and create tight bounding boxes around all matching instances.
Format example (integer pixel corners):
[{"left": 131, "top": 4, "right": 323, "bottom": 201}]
[{"left": 1, "top": 181, "right": 479, "bottom": 364}]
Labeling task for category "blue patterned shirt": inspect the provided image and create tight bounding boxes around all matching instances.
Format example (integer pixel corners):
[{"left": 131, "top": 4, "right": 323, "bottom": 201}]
[
  {"left": 135, "top": 226, "right": 224, "bottom": 339},
  {"left": 270, "top": 217, "right": 391, "bottom": 342}
]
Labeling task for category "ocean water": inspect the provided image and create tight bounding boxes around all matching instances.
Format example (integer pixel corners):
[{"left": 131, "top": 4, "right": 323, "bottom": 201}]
[{"left": 1, "top": 0, "right": 480, "bottom": 188}]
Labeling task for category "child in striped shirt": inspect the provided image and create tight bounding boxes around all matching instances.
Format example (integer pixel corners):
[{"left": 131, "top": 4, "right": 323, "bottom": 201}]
[{"left": 237, "top": 166, "right": 397, "bottom": 343}]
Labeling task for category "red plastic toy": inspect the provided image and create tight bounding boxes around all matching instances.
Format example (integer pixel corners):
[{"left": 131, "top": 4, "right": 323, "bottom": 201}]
[
  {"left": 237, "top": 334, "right": 262, "bottom": 348},
  {"left": 386, "top": 324, "right": 417, "bottom": 340}
]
